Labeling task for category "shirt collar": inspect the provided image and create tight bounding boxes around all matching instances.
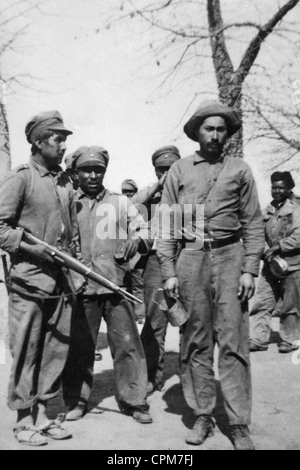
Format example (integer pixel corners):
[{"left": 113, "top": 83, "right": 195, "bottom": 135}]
[
  {"left": 193, "top": 150, "right": 225, "bottom": 165},
  {"left": 31, "top": 155, "right": 62, "bottom": 177},
  {"left": 77, "top": 186, "right": 107, "bottom": 202}
]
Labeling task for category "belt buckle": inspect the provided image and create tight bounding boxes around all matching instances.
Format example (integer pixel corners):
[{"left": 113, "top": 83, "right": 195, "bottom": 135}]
[{"left": 203, "top": 239, "right": 212, "bottom": 251}]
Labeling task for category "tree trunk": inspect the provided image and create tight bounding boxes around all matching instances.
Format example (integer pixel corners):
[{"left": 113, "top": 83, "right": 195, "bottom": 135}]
[
  {"left": 0, "top": 101, "right": 11, "bottom": 180},
  {"left": 207, "top": 0, "right": 244, "bottom": 157}
]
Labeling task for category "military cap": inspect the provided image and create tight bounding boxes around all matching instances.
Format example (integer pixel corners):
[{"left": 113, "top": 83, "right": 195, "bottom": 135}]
[
  {"left": 25, "top": 110, "right": 73, "bottom": 144},
  {"left": 152, "top": 145, "right": 181, "bottom": 167},
  {"left": 271, "top": 171, "right": 295, "bottom": 190},
  {"left": 122, "top": 179, "right": 138, "bottom": 192},
  {"left": 184, "top": 100, "right": 242, "bottom": 142},
  {"left": 73, "top": 146, "right": 110, "bottom": 169}
]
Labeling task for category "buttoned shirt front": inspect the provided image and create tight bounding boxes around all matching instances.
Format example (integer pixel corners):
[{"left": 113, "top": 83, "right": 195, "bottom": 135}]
[
  {"left": 0, "top": 156, "right": 79, "bottom": 294},
  {"left": 157, "top": 152, "right": 265, "bottom": 281},
  {"left": 76, "top": 187, "right": 150, "bottom": 295}
]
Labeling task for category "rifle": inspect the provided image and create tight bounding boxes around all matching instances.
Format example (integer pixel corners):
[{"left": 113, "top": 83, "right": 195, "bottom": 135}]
[{"left": 22, "top": 232, "right": 142, "bottom": 305}]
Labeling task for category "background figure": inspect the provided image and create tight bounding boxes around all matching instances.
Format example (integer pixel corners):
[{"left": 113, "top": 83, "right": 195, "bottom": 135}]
[
  {"left": 0, "top": 111, "right": 77, "bottom": 447},
  {"left": 64, "top": 152, "right": 80, "bottom": 190},
  {"left": 132, "top": 146, "right": 181, "bottom": 395},
  {"left": 62, "top": 146, "right": 153, "bottom": 424},
  {"left": 122, "top": 179, "right": 145, "bottom": 324},
  {"left": 158, "top": 101, "right": 265, "bottom": 451},
  {"left": 250, "top": 171, "right": 300, "bottom": 354}
]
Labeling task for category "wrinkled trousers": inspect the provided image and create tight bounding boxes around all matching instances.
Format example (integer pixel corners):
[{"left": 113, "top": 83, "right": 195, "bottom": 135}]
[
  {"left": 141, "top": 253, "right": 169, "bottom": 388},
  {"left": 62, "top": 294, "right": 148, "bottom": 408},
  {"left": 178, "top": 242, "right": 251, "bottom": 426},
  {"left": 250, "top": 267, "right": 300, "bottom": 347},
  {"left": 8, "top": 291, "right": 73, "bottom": 411}
]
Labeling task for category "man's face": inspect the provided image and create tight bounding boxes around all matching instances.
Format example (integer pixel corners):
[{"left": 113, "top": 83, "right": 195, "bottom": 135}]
[
  {"left": 155, "top": 166, "right": 171, "bottom": 181},
  {"left": 77, "top": 165, "right": 106, "bottom": 196},
  {"left": 271, "top": 180, "right": 291, "bottom": 204},
  {"left": 37, "top": 132, "right": 68, "bottom": 167},
  {"left": 122, "top": 189, "right": 137, "bottom": 199},
  {"left": 197, "top": 116, "right": 228, "bottom": 158}
]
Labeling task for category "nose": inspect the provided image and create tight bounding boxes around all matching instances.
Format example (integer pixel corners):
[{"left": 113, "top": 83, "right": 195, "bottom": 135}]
[
  {"left": 212, "top": 130, "right": 218, "bottom": 141},
  {"left": 90, "top": 171, "right": 97, "bottom": 179},
  {"left": 60, "top": 142, "right": 67, "bottom": 152}
]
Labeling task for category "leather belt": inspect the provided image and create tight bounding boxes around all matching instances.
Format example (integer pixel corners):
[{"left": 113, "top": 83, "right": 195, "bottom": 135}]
[{"left": 182, "top": 233, "right": 240, "bottom": 251}]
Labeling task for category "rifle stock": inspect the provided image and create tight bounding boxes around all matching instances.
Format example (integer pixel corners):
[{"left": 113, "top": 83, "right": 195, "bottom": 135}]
[{"left": 23, "top": 232, "right": 142, "bottom": 305}]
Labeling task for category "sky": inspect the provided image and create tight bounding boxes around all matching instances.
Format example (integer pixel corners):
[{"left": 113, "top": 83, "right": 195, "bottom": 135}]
[{"left": 3, "top": 0, "right": 300, "bottom": 208}]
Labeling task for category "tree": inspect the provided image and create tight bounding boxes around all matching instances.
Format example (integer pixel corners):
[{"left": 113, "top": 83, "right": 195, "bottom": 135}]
[
  {"left": 108, "top": 0, "right": 300, "bottom": 158},
  {"left": 0, "top": 0, "right": 46, "bottom": 178}
]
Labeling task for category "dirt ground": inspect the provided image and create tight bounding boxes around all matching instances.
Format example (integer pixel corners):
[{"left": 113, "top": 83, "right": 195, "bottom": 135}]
[{"left": 0, "top": 266, "right": 299, "bottom": 451}]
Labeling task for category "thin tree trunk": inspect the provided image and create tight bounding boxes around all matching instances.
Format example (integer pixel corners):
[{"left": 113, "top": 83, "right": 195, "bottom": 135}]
[
  {"left": 0, "top": 100, "right": 11, "bottom": 180},
  {"left": 207, "top": 0, "right": 244, "bottom": 157}
]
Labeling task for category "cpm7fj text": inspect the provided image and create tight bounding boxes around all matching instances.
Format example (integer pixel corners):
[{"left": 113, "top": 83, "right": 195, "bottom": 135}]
[{"left": 107, "top": 455, "right": 194, "bottom": 467}]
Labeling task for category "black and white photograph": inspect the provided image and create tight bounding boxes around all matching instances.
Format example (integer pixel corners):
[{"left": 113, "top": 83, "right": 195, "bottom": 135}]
[{"left": 0, "top": 0, "right": 299, "bottom": 452}]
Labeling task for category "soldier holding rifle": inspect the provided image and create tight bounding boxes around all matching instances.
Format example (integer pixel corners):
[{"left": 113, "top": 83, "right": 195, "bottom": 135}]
[
  {"left": 132, "top": 146, "right": 181, "bottom": 395},
  {"left": 0, "top": 111, "right": 77, "bottom": 446},
  {"left": 62, "top": 146, "right": 153, "bottom": 424}
]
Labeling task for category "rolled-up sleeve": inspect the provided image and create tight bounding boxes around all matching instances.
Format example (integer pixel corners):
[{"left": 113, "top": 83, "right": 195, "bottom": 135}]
[
  {"left": 157, "top": 165, "right": 181, "bottom": 281},
  {"left": 0, "top": 172, "right": 25, "bottom": 253},
  {"left": 239, "top": 165, "right": 265, "bottom": 276}
]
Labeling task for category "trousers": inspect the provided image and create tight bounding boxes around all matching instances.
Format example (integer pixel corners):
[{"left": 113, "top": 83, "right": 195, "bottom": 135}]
[
  {"left": 250, "top": 267, "right": 300, "bottom": 346},
  {"left": 177, "top": 242, "right": 251, "bottom": 426},
  {"left": 62, "top": 294, "right": 148, "bottom": 408},
  {"left": 141, "top": 253, "right": 169, "bottom": 388},
  {"left": 8, "top": 291, "right": 73, "bottom": 411}
]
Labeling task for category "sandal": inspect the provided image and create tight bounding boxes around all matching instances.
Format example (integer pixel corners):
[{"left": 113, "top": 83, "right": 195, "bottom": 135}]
[
  {"left": 14, "top": 425, "right": 48, "bottom": 447},
  {"left": 39, "top": 420, "right": 72, "bottom": 440}
]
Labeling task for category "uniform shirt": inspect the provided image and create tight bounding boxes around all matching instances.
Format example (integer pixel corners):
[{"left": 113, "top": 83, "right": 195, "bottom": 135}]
[
  {"left": 76, "top": 187, "right": 150, "bottom": 295},
  {"left": 0, "top": 156, "right": 79, "bottom": 294},
  {"left": 157, "top": 152, "right": 265, "bottom": 281},
  {"left": 132, "top": 183, "right": 161, "bottom": 250},
  {"left": 264, "top": 198, "right": 300, "bottom": 269}
]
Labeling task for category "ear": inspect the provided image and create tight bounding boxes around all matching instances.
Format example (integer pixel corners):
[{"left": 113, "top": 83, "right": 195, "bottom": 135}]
[{"left": 34, "top": 139, "right": 43, "bottom": 150}]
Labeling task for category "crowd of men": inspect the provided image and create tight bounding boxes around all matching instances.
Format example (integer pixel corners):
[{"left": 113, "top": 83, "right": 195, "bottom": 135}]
[{"left": 0, "top": 101, "right": 299, "bottom": 450}]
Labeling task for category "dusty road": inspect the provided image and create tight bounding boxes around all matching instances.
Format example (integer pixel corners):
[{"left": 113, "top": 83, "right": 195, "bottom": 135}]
[{"left": 0, "top": 272, "right": 299, "bottom": 450}]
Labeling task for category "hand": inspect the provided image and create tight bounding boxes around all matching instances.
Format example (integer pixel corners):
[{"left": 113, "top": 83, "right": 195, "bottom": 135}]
[
  {"left": 123, "top": 238, "right": 139, "bottom": 262},
  {"left": 264, "top": 245, "right": 280, "bottom": 264},
  {"left": 158, "top": 172, "right": 168, "bottom": 190},
  {"left": 164, "top": 277, "right": 179, "bottom": 300},
  {"left": 20, "top": 241, "right": 56, "bottom": 265},
  {"left": 238, "top": 273, "right": 255, "bottom": 303}
]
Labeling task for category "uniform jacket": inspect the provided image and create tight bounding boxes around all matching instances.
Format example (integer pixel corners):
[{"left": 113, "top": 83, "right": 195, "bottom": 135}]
[{"left": 0, "top": 156, "right": 79, "bottom": 295}]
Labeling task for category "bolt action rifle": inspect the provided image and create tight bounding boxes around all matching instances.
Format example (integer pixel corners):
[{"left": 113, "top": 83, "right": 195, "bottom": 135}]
[{"left": 22, "top": 232, "right": 142, "bottom": 305}]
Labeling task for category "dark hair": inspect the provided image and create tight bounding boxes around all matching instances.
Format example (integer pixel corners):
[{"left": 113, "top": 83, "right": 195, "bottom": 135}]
[
  {"left": 31, "top": 130, "right": 54, "bottom": 155},
  {"left": 271, "top": 171, "right": 295, "bottom": 190}
]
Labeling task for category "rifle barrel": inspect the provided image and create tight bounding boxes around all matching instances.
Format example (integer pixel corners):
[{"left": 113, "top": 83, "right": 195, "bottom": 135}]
[{"left": 23, "top": 233, "right": 142, "bottom": 305}]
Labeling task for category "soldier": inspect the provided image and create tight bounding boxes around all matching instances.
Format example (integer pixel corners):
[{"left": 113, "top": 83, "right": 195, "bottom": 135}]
[
  {"left": 62, "top": 146, "right": 153, "bottom": 424},
  {"left": 121, "top": 179, "right": 138, "bottom": 199},
  {"left": 132, "top": 146, "right": 181, "bottom": 395},
  {"left": 64, "top": 152, "right": 80, "bottom": 190},
  {"left": 250, "top": 171, "right": 300, "bottom": 353},
  {"left": 0, "top": 111, "right": 77, "bottom": 446},
  {"left": 121, "top": 179, "right": 145, "bottom": 324},
  {"left": 157, "top": 101, "right": 265, "bottom": 450}
]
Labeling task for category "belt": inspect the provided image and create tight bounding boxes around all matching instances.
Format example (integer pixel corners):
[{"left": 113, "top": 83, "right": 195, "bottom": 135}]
[{"left": 182, "top": 233, "right": 240, "bottom": 251}]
